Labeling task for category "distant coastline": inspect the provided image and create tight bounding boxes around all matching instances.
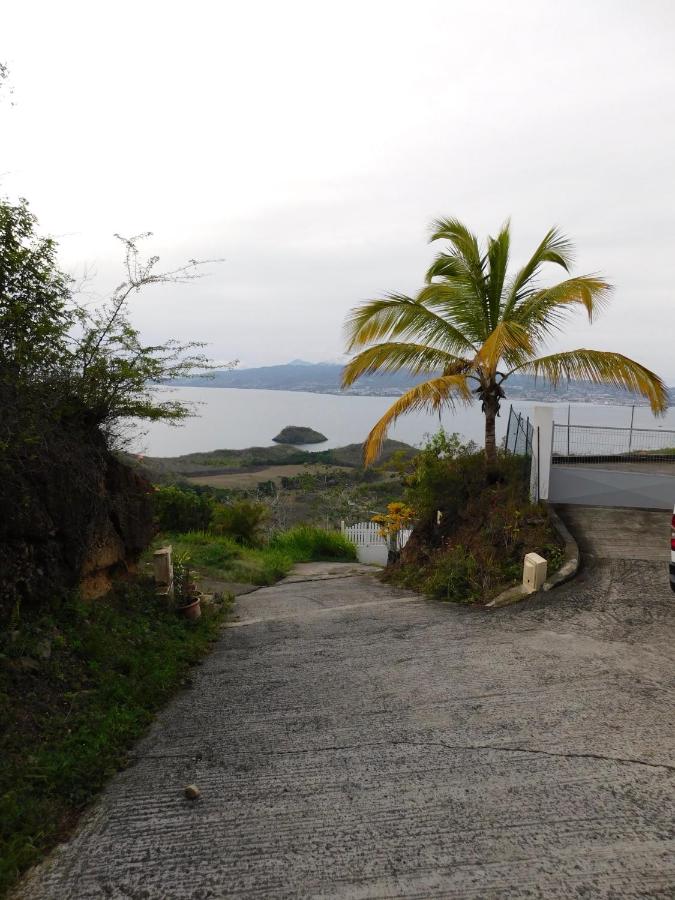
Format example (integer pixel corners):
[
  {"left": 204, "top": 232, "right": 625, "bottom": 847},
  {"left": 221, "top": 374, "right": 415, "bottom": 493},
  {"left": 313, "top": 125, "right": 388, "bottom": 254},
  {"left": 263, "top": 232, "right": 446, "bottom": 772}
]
[{"left": 168, "top": 360, "right": 672, "bottom": 407}]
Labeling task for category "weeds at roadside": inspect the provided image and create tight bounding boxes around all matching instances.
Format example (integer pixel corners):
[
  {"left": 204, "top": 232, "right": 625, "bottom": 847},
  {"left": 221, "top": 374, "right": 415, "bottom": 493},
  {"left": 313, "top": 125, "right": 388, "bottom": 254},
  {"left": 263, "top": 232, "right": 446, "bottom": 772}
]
[
  {"left": 0, "top": 582, "right": 230, "bottom": 897},
  {"left": 152, "top": 525, "right": 357, "bottom": 588}
]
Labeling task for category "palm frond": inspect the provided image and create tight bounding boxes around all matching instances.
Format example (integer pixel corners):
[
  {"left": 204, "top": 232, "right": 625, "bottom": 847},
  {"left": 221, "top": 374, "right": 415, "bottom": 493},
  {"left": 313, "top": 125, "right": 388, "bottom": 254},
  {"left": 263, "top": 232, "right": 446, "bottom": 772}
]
[
  {"left": 428, "top": 218, "right": 489, "bottom": 331},
  {"left": 486, "top": 221, "right": 510, "bottom": 329},
  {"left": 512, "top": 350, "right": 668, "bottom": 414},
  {"left": 362, "top": 374, "right": 474, "bottom": 465},
  {"left": 428, "top": 218, "right": 483, "bottom": 268},
  {"left": 341, "top": 343, "right": 470, "bottom": 388},
  {"left": 415, "top": 282, "right": 488, "bottom": 345},
  {"left": 473, "top": 320, "right": 533, "bottom": 372},
  {"left": 512, "top": 276, "right": 612, "bottom": 339},
  {"left": 344, "top": 293, "right": 476, "bottom": 355},
  {"left": 502, "top": 226, "right": 574, "bottom": 315},
  {"left": 424, "top": 252, "right": 468, "bottom": 283}
]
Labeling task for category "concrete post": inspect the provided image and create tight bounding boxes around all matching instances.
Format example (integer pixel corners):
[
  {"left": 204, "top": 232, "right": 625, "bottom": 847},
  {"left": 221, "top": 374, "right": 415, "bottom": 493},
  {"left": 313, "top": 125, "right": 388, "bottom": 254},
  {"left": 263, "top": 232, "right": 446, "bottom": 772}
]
[
  {"left": 530, "top": 405, "right": 554, "bottom": 502},
  {"left": 153, "top": 546, "right": 173, "bottom": 597}
]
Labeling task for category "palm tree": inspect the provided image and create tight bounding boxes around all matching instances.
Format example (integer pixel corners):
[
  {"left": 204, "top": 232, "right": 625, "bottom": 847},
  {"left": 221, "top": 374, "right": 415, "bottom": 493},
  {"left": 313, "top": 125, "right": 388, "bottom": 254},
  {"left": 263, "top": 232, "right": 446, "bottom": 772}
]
[{"left": 343, "top": 219, "right": 668, "bottom": 467}]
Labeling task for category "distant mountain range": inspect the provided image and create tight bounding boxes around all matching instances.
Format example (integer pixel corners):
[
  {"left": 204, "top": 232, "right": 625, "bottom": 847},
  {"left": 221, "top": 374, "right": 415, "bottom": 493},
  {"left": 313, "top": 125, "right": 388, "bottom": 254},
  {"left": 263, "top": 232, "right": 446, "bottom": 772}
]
[{"left": 171, "top": 361, "right": 671, "bottom": 405}]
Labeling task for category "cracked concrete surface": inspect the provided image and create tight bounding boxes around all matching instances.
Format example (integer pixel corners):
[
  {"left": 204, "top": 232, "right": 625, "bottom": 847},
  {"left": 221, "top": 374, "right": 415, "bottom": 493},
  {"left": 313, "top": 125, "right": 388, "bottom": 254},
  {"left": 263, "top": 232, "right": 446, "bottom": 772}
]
[{"left": 15, "top": 511, "right": 675, "bottom": 899}]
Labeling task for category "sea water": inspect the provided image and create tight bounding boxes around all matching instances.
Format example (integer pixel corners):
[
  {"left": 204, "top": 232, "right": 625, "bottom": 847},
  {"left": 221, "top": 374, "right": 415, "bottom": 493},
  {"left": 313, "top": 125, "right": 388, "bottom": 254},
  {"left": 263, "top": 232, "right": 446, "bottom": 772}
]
[{"left": 127, "top": 386, "right": 675, "bottom": 457}]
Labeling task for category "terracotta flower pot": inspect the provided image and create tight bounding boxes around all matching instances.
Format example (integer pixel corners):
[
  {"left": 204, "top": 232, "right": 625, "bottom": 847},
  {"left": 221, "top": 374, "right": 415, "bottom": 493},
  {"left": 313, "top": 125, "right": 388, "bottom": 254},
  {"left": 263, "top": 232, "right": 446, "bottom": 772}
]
[{"left": 178, "top": 598, "right": 201, "bottom": 621}]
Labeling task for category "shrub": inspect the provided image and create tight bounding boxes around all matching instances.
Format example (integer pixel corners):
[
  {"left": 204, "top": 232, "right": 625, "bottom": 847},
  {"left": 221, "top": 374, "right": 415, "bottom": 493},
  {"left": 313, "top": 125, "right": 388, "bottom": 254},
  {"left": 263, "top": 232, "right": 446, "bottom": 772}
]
[
  {"left": 270, "top": 526, "right": 357, "bottom": 561},
  {"left": 384, "top": 428, "right": 562, "bottom": 604},
  {"left": 422, "top": 546, "right": 479, "bottom": 603},
  {"left": 405, "top": 430, "right": 530, "bottom": 539},
  {"left": 209, "top": 500, "right": 267, "bottom": 546},
  {"left": 153, "top": 485, "right": 213, "bottom": 532}
]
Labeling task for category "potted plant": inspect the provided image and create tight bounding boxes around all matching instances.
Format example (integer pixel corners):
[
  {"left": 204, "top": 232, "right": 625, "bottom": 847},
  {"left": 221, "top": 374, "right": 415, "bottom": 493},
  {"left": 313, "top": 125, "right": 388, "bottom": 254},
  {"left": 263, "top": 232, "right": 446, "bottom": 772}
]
[{"left": 174, "top": 553, "right": 201, "bottom": 620}]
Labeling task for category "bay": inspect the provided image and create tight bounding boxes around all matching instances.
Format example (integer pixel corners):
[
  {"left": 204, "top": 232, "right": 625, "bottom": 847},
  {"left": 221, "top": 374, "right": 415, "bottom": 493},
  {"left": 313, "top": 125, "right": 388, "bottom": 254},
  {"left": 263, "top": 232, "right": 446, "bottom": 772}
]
[{"left": 128, "top": 387, "right": 675, "bottom": 457}]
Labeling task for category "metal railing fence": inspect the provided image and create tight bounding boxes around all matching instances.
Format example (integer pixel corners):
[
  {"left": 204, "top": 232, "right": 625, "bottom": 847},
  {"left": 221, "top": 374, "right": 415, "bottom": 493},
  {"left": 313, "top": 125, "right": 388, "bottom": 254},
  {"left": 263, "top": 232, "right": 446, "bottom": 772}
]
[
  {"left": 504, "top": 406, "right": 538, "bottom": 500},
  {"left": 505, "top": 406, "right": 533, "bottom": 457},
  {"left": 552, "top": 423, "right": 675, "bottom": 464}
]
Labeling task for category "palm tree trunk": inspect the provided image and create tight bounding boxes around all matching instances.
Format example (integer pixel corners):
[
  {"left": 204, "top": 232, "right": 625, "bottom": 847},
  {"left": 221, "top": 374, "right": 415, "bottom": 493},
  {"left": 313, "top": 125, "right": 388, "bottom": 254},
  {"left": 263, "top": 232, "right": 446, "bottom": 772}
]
[{"left": 484, "top": 401, "right": 498, "bottom": 468}]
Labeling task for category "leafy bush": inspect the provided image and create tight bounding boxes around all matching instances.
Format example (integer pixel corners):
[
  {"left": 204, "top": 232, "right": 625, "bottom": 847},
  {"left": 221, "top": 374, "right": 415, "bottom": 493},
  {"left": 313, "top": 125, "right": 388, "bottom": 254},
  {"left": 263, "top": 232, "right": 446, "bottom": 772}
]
[
  {"left": 153, "top": 484, "right": 213, "bottom": 532},
  {"left": 405, "top": 430, "right": 530, "bottom": 538},
  {"left": 270, "top": 526, "right": 357, "bottom": 561},
  {"left": 385, "top": 429, "right": 562, "bottom": 604},
  {"left": 209, "top": 500, "right": 267, "bottom": 546}
]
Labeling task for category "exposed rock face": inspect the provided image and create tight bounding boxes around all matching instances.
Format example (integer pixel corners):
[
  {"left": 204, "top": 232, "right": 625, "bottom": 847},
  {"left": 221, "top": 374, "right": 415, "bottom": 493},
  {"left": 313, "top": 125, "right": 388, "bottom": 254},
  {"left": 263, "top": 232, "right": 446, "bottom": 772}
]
[
  {"left": 272, "top": 425, "right": 328, "bottom": 444},
  {"left": 78, "top": 455, "right": 155, "bottom": 599},
  {"left": 0, "top": 427, "right": 154, "bottom": 615}
]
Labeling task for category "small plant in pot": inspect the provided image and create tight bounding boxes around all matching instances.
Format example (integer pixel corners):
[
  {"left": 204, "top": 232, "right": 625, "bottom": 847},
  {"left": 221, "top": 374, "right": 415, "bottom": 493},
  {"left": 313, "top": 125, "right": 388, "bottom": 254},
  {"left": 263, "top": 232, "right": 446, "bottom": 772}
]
[{"left": 174, "top": 553, "right": 201, "bottom": 621}]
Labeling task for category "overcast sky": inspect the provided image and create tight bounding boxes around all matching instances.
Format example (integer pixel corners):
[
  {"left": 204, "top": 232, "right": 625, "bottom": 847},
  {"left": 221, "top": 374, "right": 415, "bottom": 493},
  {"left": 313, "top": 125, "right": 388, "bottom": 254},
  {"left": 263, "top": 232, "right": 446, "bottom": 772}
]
[{"left": 3, "top": 1, "right": 674, "bottom": 377}]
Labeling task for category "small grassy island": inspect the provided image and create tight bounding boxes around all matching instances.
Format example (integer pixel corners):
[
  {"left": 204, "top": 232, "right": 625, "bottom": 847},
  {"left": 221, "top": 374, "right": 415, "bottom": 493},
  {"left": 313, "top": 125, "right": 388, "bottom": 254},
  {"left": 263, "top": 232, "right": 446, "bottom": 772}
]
[{"left": 272, "top": 425, "right": 328, "bottom": 444}]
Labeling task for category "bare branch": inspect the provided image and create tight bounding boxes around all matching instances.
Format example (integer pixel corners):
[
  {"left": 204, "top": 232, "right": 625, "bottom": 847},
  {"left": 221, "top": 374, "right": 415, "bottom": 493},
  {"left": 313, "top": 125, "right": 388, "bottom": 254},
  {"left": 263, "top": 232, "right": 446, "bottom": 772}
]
[{"left": 80, "top": 232, "right": 225, "bottom": 374}]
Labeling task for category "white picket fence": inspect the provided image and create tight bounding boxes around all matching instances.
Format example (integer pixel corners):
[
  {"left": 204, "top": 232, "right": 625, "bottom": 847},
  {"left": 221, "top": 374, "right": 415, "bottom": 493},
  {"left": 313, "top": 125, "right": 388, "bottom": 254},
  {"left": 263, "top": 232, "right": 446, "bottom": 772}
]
[{"left": 340, "top": 521, "right": 412, "bottom": 566}]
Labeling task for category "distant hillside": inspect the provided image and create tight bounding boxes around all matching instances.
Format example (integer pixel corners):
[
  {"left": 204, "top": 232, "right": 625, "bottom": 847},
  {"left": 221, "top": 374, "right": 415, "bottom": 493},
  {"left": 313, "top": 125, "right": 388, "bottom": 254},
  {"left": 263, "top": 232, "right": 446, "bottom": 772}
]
[
  {"left": 173, "top": 362, "right": 425, "bottom": 396},
  {"left": 127, "top": 439, "right": 417, "bottom": 479},
  {"left": 172, "top": 361, "right": 672, "bottom": 405}
]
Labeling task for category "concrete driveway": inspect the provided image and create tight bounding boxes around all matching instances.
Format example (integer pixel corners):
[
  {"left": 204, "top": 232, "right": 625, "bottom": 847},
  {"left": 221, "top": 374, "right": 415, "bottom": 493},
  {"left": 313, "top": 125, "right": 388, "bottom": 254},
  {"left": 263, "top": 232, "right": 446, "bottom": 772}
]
[
  {"left": 16, "top": 522, "right": 675, "bottom": 899},
  {"left": 556, "top": 504, "right": 671, "bottom": 562}
]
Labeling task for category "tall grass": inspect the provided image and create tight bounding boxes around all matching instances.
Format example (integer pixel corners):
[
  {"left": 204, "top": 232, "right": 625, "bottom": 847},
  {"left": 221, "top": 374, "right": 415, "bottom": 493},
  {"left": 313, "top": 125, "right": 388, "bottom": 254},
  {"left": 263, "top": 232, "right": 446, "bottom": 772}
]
[
  {"left": 170, "top": 531, "right": 241, "bottom": 568},
  {"left": 270, "top": 525, "right": 357, "bottom": 562},
  {"left": 229, "top": 548, "right": 296, "bottom": 586},
  {"left": 159, "top": 526, "right": 357, "bottom": 588}
]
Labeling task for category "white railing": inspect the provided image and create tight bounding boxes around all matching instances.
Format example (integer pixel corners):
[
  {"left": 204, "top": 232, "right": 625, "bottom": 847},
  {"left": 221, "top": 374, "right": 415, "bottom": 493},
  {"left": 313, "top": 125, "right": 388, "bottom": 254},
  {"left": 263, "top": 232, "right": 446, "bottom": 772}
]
[{"left": 340, "top": 521, "right": 412, "bottom": 565}]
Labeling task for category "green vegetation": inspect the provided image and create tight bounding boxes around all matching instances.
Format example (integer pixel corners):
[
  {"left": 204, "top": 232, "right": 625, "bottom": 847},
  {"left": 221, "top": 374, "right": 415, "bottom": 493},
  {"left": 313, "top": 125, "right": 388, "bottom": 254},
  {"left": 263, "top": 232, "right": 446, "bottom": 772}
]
[
  {"left": 384, "top": 431, "right": 563, "bottom": 604},
  {"left": 343, "top": 217, "right": 667, "bottom": 465},
  {"left": 153, "top": 484, "right": 215, "bottom": 532},
  {"left": 153, "top": 487, "right": 269, "bottom": 545},
  {"left": 133, "top": 439, "right": 417, "bottom": 478},
  {"left": 269, "top": 525, "right": 357, "bottom": 560},
  {"left": 0, "top": 584, "right": 230, "bottom": 898},
  {"left": 1, "top": 195, "right": 222, "bottom": 612},
  {"left": 151, "top": 484, "right": 356, "bottom": 587},
  {"left": 210, "top": 500, "right": 268, "bottom": 546},
  {"left": 272, "top": 425, "right": 327, "bottom": 444},
  {"left": 0, "top": 196, "right": 215, "bottom": 445},
  {"left": 157, "top": 525, "right": 356, "bottom": 587},
  {"left": 145, "top": 443, "right": 414, "bottom": 537}
]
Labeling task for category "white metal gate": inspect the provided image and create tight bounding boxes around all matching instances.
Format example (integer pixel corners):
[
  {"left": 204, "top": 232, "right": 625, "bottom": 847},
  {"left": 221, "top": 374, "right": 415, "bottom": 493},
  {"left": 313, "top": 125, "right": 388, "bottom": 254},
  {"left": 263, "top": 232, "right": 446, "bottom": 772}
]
[{"left": 340, "top": 521, "right": 412, "bottom": 565}]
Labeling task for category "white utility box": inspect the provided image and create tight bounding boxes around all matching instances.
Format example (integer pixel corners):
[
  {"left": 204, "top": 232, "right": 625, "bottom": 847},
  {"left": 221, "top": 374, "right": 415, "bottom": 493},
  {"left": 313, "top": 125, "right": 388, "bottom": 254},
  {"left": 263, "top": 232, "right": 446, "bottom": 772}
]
[{"left": 523, "top": 552, "right": 547, "bottom": 593}]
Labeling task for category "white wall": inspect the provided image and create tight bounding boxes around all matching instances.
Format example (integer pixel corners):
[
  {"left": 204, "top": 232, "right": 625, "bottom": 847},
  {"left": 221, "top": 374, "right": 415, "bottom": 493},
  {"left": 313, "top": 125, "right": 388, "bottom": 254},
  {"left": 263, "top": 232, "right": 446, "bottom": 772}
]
[
  {"left": 341, "top": 522, "right": 411, "bottom": 567},
  {"left": 355, "top": 544, "right": 389, "bottom": 565}
]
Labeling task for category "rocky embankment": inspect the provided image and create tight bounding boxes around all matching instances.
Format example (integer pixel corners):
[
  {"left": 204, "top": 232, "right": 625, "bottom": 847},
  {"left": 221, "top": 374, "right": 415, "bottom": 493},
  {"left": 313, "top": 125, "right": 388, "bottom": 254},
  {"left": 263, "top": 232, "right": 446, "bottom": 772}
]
[{"left": 1, "top": 428, "right": 154, "bottom": 613}]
